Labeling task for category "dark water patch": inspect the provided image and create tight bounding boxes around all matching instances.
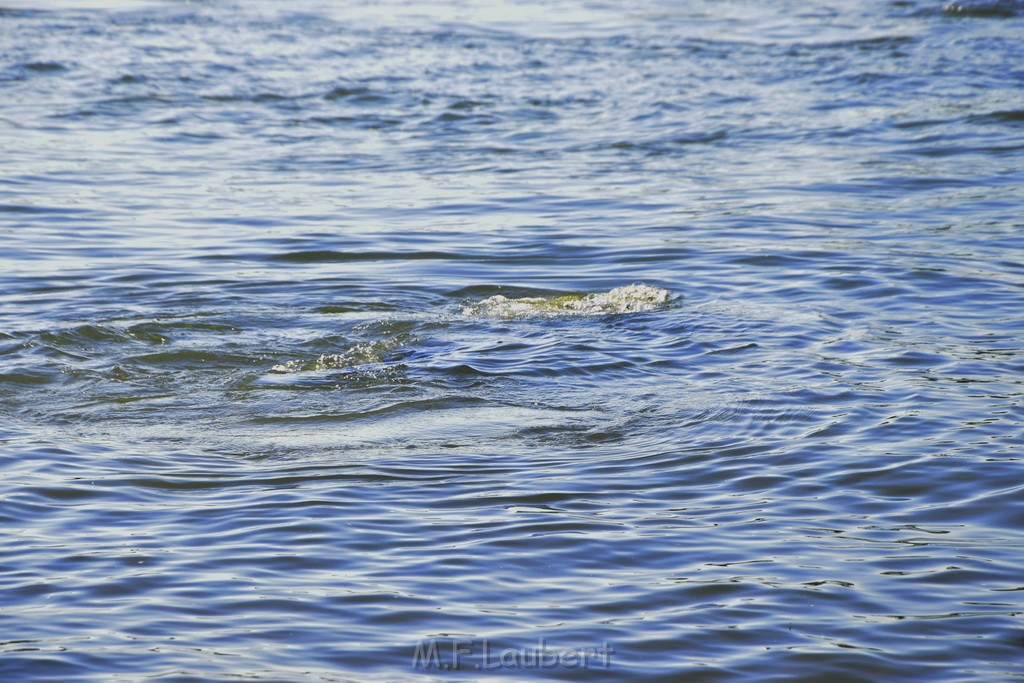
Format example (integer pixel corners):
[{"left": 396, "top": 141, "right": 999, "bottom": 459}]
[
  {"left": 267, "top": 249, "right": 470, "bottom": 263},
  {"left": 903, "top": 141, "right": 1024, "bottom": 157},
  {"left": 0, "top": 369, "right": 62, "bottom": 386},
  {"left": 21, "top": 61, "right": 66, "bottom": 72},
  {"left": 324, "top": 85, "right": 384, "bottom": 102},
  {"left": 890, "top": 117, "right": 954, "bottom": 130},
  {"left": 304, "top": 114, "right": 356, "bottom": 126},
  {"left": 96, "top": 94, "right": 174, "bottom": 109},
  {"left": 111, "top": 73, "right": 146, "bottom": 84},
  {"left": 817, "top": 70, "right": 900, "bottom": 87},
  {"left": 942, "top": 1, "right": 1024, "bottom": 17},
  {"left": 967, "top": 109, "right": 1024, "bottom": 125},
  {"left": 0, "top": 203, "right": 80, "bottom": 214},
  {"left": 448, "top": 98, "right": 491, "bottom": 111},
  {"left": 785, "top": 34, "right": 918, "bottom": 57},
  {"left": 36, "top": 324, "right": 166, "bottom": 352},
  {"left": 123, "top": 349, "right": 262, "bottom": 369},
  {"left": 313, "top": 302, "right": 398, "bottom": 314}
]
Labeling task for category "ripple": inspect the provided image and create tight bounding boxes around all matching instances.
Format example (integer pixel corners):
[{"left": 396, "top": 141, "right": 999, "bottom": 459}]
[{"left": 2, "top": 1, "right": 1023, "bottom": 681}]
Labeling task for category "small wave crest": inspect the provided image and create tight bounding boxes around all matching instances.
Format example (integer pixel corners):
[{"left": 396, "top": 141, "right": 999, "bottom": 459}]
[
  {"left": 462, "top": 284, "right": 671, "bottom": 318},
  {"left": 269, "top": 338, "right": 404, "bottom": 374}
]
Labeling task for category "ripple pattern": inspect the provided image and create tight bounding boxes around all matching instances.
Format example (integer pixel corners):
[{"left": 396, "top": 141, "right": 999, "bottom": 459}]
[{"left": 2, "top": 0, "right": 1024, "bottom": 681}]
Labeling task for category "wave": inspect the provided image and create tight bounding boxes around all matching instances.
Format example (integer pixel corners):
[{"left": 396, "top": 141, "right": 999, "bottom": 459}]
[{"left": 462, "top": 284, "right": 671, "bottom": 318}]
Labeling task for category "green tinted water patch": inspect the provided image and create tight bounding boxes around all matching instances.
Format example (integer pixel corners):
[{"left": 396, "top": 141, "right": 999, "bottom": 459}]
[
  {"left": 313, "top": 302, "right": 397, "bottom": 314},
  {"left": 36, "top": 323, "right": 169, "bottom": 351}
]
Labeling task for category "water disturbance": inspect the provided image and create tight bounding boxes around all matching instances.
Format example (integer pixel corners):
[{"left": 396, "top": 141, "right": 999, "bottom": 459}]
[
  {"left": 462, "top": 284, "right": 672, "bottom": 317},
  {"left": 1, "top": 0, "right": 1023, "bottom": 681}
]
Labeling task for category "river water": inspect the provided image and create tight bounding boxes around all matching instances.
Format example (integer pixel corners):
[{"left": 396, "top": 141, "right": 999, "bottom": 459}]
[{"left": 2, "top": 0, "right": 1023, "bottom": 680}]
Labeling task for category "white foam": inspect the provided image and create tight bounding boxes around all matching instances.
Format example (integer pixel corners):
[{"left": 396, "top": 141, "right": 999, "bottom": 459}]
[
  {"left": 462, "top": 284, "right": 671, "bottom": 318},
  {"left": 270, "top": 339, "right": 402, "bottom": 373}
]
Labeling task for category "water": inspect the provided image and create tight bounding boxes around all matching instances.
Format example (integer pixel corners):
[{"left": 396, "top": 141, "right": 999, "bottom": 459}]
[{"left": 2, "top": 0, "right": 1023, "bottom": 680}]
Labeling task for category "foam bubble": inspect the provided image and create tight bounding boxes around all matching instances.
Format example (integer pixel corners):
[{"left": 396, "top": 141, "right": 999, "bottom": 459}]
[
  {"left": 462, "top": 284, "right": 671, "bottom": 318},
  {"left": 269, "top": 339, "right": 403, "bottom": 373}
]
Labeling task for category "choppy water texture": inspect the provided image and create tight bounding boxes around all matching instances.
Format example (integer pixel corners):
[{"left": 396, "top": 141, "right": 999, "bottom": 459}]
[{"left": 2, "top": 0, "right": 1024, "bottom": 680}]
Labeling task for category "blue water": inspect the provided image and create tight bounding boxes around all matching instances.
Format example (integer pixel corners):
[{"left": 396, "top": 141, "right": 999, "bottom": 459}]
[{"left": 2, "top": 0, "right": 1024, "bottom": 680}]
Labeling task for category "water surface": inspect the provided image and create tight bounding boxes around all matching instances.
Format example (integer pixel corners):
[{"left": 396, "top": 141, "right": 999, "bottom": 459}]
[{"left": 2, "top": 0, "right": 1023, "bottom": 680}]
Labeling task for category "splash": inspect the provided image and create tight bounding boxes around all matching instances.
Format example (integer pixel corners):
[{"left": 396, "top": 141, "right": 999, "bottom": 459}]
[
  {"left": 270, "top": 338, "right": 404, "bottom": 373},
  {"left": 462, "top": 284, "right": 671, "bottom": 318}
]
